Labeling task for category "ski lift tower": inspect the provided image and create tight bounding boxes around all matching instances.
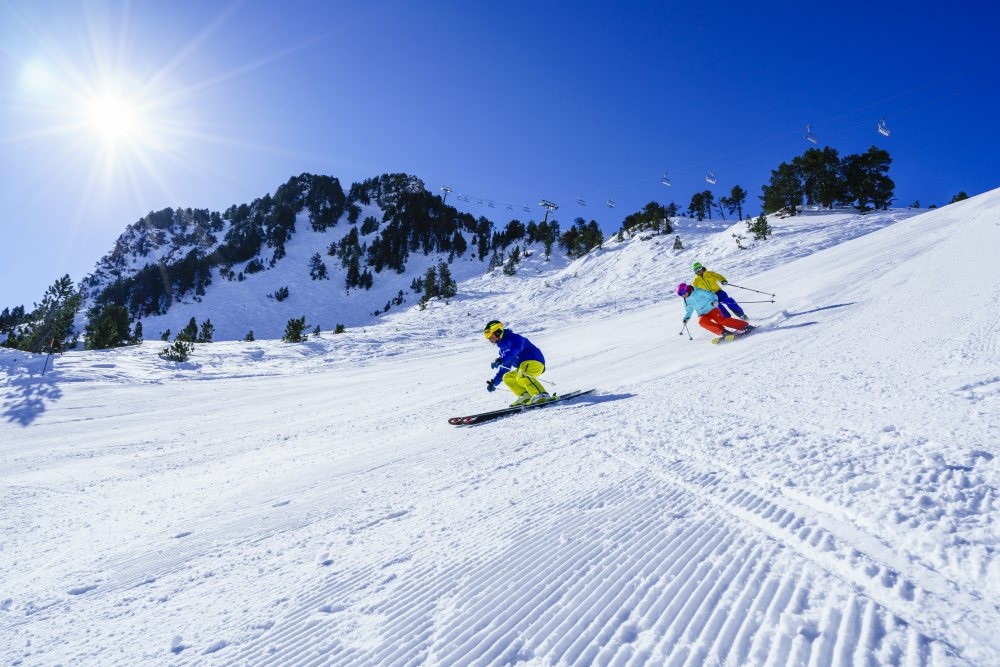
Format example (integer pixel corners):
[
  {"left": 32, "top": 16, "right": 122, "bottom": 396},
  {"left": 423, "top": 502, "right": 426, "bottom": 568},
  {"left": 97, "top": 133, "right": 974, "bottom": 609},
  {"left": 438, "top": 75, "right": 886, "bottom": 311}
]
[
  {"left": 440, "top": 186, "right": 453, "bottom": 204},
  {"left": 539, "top": 199, "right": 559, "bottom": 224}
]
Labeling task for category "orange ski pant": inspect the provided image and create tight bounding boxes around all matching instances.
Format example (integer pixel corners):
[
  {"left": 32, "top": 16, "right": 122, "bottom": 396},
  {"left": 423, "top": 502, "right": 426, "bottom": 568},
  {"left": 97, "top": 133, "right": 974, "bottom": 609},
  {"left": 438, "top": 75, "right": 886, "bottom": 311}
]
[{"left": 698, "top": 308, "right": 748, "bottom": 336}]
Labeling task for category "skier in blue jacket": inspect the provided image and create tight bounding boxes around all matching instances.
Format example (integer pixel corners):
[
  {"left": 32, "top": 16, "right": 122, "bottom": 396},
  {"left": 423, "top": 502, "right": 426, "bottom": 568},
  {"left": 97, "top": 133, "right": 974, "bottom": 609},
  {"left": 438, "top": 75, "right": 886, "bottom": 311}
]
[{"left": 483, "top": 320, "right": 550, "bottom": 406}]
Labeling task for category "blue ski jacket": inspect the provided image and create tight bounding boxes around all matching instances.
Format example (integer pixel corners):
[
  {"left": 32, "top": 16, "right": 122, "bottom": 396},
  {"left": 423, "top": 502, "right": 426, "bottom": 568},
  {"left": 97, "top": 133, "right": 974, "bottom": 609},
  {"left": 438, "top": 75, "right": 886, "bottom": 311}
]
[
  {"left": 682, "top": 287, "right": 719, "bottom": 319},
  {"left": 490, "top": 329, "right": 545, "bottom": 385}
]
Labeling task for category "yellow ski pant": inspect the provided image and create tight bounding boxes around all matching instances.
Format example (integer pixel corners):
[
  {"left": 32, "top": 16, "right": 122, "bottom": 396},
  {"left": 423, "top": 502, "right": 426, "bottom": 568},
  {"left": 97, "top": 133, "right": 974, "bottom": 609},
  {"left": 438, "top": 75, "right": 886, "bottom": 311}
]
[{"left": 502, "top": 360, "right": 546, "bottom": 397}]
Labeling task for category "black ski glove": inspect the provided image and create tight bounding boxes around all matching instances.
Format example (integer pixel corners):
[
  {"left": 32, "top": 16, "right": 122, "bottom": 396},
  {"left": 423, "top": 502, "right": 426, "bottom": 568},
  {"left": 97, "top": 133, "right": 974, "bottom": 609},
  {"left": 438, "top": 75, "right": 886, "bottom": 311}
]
[
  {"left": 490, "top": 357, "right": 502, "bottom": 369},
  {"left": 486, "top": 380, "right": 496, "bottom": 393}
]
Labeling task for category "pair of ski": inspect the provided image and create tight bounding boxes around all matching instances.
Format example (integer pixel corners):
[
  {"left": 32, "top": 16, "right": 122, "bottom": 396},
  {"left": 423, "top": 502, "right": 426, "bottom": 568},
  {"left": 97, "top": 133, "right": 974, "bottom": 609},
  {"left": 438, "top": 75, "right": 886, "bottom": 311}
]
[
  {"left": 449, "top": 389, "right": 595, "bottom": 426},
  {"left": 711, "top": 327, "right": 755, "bottom": 344}
]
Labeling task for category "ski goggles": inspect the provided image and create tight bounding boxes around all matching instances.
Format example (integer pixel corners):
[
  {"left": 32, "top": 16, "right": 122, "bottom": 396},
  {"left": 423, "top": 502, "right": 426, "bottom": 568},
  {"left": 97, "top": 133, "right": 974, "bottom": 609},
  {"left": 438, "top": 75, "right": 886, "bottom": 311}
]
[{"left": 484, "top": 323, "right": 503, "bottom": 339}]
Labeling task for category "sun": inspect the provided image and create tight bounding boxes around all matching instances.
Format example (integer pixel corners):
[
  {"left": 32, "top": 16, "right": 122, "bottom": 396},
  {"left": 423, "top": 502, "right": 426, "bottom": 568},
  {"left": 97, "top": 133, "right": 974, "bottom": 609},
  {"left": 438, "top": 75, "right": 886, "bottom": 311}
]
[{"left": 83, "top": 91, "right": 142, "bottom": 143}]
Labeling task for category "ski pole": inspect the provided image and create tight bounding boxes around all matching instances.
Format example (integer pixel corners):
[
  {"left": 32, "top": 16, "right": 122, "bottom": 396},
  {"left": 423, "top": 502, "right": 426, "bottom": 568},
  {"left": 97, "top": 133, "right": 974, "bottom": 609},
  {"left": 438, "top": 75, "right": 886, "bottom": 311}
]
[
  {"left": 738, "top": 299, "right": 776, "bottom": 303},
  {"left": 725, "top": 283, "right": 775, "bottom": 297},
  {"left": 682, "top": 322, "right": 693, "bottom": 340}
]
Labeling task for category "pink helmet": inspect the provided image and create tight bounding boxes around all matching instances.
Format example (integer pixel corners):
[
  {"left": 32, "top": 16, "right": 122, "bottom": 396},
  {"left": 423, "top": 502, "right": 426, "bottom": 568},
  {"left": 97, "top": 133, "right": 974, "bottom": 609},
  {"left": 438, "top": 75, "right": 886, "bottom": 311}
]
[{"left": 676, "top": 282, "right": 690, "bottom": 296}]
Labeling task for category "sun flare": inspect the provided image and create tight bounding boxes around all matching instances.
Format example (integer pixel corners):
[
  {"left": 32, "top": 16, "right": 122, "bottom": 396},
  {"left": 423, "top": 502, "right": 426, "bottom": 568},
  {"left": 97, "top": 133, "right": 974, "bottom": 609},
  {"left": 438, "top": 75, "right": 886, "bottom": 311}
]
[{"left": 83, "top": 92, "right": 141, "bottom": 143}]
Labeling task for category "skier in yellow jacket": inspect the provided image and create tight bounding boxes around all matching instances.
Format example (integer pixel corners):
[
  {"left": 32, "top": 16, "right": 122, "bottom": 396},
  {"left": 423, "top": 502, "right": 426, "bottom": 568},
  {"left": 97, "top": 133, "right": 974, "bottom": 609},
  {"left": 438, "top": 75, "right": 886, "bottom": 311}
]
[{"left": 691, "top": 261, "right": 747, "bottom": 319}]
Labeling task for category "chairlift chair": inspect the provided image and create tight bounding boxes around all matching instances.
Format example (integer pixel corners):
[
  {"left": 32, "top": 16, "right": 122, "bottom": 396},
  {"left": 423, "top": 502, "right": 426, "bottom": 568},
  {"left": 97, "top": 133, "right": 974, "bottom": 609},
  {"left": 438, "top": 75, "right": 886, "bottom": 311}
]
[
  {"left": 705, "top": 171, "right": 717, "bottom": 185},
  {"left": 661, "top": 173, "right": 671, "bottom": 187},
  {"left": 805, "top": 124, "right": 818, "bottom": 144},
  {"left": 606, "top": 199, "right": 615, "bottom": 208},
  {"left": 577, "top": 196, "right": 586, "bottom": 206},
  {"left": 877, "top": 118, "right": 891, "bottom": 137}
]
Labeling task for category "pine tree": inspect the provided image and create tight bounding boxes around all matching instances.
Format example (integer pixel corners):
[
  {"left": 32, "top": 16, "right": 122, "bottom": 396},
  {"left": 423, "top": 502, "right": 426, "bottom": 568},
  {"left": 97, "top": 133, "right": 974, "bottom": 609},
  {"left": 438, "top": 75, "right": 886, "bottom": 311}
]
[
  {"left": 309, "top": 252, "right": 329, "bottom": 280},
  {"left": 282, "top": 316, "right": 309, "bottom": 342},
  {"left": 437, "top": 261, "right": 457, "bottom": 298},
  {"left": 197, "top": 319, "right": 214, "bottom": 343},
  {"left": 793, "top": 147, "right": 843, "bottom": 208},
  {"left": 84, "top": 304, "right": 132, "bottom": 350},
  {"left": 761, "top": 162, "right": 805, "bottom": 215},
  {"left": 502, "top": 247, "right": 521, "bottom": 276},
  {"left": 748, "top": 214, "right": 773, "bottom": 240},
  {"left": 841, "top": 147, "right": 894, "bottom": 212},
  {"left": 177, "top": 317, "right": 198, "bottom": 342},
  {"left": 160, "top": 339, "right": 193, "bottom": 362},
  {"left": 130, "top": 321, "right": 143, "bottom": 345},
  {"left": 20, "top": 274, "right": 82, "bottom": 353},
  {"left": 422, "top": 266, "right": 439, "bottom": 302},
  {"left": 720, "top": 185, "right": 747, "bottom": 220}
]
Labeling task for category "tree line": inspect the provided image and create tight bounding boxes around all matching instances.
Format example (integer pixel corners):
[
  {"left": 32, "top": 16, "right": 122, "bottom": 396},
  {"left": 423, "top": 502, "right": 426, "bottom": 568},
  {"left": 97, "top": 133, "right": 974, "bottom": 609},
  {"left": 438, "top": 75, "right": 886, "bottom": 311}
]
[{"left": 0, "top": 150, "right": 974, "bottom": 353}]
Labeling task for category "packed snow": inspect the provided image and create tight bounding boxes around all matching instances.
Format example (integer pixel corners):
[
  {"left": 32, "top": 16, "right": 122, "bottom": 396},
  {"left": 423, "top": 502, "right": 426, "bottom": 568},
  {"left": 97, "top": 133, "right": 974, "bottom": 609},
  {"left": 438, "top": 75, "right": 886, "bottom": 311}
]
[{"left": 2, "top": 194, "right": 998, "bottom": 666}]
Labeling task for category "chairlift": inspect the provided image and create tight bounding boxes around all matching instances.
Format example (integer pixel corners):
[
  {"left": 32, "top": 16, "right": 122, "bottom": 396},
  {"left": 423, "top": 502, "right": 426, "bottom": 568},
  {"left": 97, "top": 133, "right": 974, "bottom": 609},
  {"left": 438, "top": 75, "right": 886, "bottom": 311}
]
[
  {"left": 577, "top": 196, "right": 586, "bottom": 206},
  {"left": 506, "top": 204, "right": 513, "bottom": 212},
  {"left": 705, "top": 171, "right": 717, "bottom": 185},
  {"left": 539, "top": 199, "right": 559, "bottom": 224},
  {"left": 805, "top": 124, "right": 818, "bottom": 144},
  {"left": 877, "top": 117, "right": 891, "bottom": 137},
  {"left": 487, "top": 201, "right": 495, "bottom": 208},
  {"left": 606, "top": 199, "right": 615, "bottom": 208},
  {"left": 477, "top": 199, "right": 484, "bottom": 206},
  {"left": 522, "top": 205, "right": 531, "bottom": 213},
  {"left": 661, "top": 172, "right": 672, "bottom": 187}
]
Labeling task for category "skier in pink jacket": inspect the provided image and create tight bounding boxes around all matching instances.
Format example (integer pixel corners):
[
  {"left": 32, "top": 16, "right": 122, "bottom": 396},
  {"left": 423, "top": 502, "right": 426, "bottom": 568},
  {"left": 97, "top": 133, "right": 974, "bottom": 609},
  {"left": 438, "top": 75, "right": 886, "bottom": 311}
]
[{"left": 678, "top": 283, "right": 753, "bottom": 337}]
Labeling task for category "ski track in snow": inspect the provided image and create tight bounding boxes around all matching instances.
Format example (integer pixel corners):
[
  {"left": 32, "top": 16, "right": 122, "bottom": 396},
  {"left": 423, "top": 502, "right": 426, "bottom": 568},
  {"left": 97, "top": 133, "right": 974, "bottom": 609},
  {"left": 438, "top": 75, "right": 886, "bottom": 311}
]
[{"left": 3, "top": 201, "right": 1000, "bottom": 666}]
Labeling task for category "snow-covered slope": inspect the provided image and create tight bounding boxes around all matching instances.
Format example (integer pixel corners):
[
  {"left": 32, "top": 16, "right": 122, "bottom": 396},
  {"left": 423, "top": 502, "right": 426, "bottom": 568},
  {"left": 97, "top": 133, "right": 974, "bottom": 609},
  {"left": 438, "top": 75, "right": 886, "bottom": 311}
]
[{"left": 2, "top": 195, "right": 998, "bottom": 666}]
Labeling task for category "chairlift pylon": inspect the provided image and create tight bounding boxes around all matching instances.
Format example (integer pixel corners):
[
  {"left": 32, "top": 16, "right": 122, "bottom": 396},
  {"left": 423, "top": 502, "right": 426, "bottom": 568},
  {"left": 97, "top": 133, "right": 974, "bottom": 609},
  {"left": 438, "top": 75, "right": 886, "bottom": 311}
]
[
  {"left": 539, "top": 199, "right": 559, "bottom": 224},
  {"left": 877, "top": 117, "right": 891, "bottom": 137},
  {"left": 805, "top": 124, "right": 818, "bottom": 144},
  {"left": 705, "top": 171, "right": 717, "bottom": 185}
]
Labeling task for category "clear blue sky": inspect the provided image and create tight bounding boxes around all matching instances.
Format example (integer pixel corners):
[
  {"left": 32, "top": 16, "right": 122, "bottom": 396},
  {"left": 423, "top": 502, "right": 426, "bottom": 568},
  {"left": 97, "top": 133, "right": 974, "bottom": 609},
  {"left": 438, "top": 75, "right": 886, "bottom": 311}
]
[{"left": 2, "top": 0, "right": 997, "bottom": 311}]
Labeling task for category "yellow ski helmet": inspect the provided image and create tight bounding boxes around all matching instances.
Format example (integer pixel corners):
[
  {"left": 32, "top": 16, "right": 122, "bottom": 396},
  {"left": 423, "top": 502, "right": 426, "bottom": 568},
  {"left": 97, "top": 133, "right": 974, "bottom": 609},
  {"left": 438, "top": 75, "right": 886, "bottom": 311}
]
[{"left": 483, "top": 320, "right": 504, "bottom": 339}]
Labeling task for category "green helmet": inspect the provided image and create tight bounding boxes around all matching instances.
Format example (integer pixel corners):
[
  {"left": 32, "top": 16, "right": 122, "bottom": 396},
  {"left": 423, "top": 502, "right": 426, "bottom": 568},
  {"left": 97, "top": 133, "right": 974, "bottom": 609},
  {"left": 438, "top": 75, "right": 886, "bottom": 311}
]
[{"left": 692, "top": 262, "right": 704, "bottom": 272}]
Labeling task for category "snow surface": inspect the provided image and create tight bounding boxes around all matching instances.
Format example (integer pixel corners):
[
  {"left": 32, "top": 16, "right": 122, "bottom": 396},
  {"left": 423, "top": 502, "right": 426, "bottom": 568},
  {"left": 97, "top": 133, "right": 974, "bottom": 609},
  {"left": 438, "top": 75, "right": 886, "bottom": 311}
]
[{"left": 2, "top": 195, "right": 999, "bottom": 666}]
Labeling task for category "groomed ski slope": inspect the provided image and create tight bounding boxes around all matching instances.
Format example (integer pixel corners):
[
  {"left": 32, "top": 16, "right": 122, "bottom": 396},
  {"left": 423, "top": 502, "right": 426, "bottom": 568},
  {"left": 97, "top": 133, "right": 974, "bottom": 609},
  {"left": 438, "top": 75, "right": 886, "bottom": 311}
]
[{"left": 2, "top": 194, "right": 998, "bottom": 666}]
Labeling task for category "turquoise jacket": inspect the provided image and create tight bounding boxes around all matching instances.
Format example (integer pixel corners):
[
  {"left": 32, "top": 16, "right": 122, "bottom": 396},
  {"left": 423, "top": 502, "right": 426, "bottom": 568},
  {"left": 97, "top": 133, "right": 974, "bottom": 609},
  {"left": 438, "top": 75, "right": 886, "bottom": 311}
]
[{"left": 682, "top": 287, "right": 719, "bottom": 319}]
